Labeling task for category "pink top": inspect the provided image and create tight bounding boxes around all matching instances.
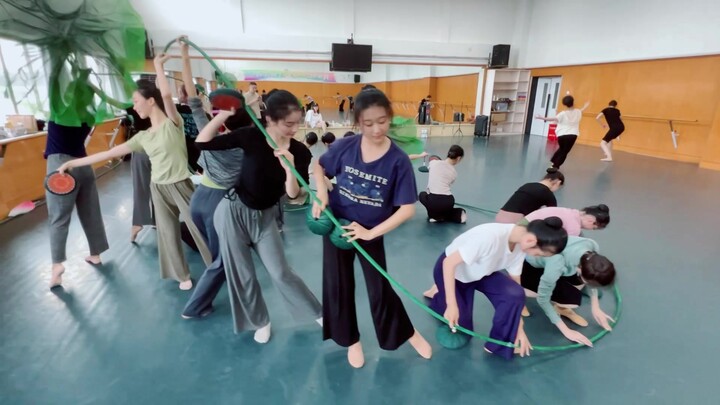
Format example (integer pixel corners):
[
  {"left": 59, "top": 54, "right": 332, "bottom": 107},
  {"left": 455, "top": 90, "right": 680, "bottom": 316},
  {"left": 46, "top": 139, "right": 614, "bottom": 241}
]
[{"left": 525, "top": 207, "right": 582, "bottom": 236}]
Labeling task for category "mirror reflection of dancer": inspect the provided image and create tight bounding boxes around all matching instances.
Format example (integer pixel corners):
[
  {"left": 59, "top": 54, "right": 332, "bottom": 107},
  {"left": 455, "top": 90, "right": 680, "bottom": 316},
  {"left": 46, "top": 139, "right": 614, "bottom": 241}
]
[{"left": 596, "top": 100, "right": 624, "bottom": 162}]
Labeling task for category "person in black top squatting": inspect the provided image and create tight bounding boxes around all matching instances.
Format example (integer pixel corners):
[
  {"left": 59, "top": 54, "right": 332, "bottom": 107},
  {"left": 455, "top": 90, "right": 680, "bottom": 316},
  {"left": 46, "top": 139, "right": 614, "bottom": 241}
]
[
  {"left": 195, "top": 90, "right": 321, "bottom": 344},
  {"left": 495, "top": 168, "right": 565, "bottom": 224},
  {"left": 312, "top": 88, "right": 432, "bottom": 368},
  {"left": 596, "top": 100, "right": 625, "bottom": 162}
]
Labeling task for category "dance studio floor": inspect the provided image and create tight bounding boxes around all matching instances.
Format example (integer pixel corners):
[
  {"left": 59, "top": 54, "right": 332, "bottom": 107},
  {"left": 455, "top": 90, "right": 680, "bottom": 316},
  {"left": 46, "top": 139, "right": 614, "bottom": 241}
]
[{"left": 2, "top": 134, "right": 719, "bottom": 404}]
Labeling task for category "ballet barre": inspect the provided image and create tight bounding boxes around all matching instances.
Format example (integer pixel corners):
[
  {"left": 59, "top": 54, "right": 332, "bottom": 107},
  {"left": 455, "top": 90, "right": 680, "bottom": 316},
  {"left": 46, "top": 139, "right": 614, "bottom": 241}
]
[{"left": 587, "top": 113, "right": 698, "bottom": 149}]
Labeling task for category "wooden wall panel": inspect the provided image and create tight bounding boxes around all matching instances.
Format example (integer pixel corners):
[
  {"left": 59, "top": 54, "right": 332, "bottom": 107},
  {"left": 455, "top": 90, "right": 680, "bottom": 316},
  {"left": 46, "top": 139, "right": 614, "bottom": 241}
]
[{"left": 531, "top": 55, "right": 720, "bottom": 165}]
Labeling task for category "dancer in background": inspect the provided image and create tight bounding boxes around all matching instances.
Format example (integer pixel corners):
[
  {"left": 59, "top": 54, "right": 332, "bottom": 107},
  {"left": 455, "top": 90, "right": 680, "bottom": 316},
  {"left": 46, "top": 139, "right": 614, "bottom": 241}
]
[
  {"left": 419, "top": 145, "right": 467, "bottom": 224},
  {"left": 536, "top": 95, "right": 589, "bottom": 169},
  {"left": 596, "top": 100, "right": 625, "bottom": 162}
]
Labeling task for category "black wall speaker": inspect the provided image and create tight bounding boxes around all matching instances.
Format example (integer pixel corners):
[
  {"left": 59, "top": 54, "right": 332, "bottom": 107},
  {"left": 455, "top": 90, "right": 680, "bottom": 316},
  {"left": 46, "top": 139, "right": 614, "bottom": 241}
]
[
  {"left": 145, "top": 30, "right": 154, "bottom": 60},
  {"left": 353, "top": 74, "right": 361, "bottom": 83},
  {"left": 489, "top": 44, "right": 510, "bottom": 68}
]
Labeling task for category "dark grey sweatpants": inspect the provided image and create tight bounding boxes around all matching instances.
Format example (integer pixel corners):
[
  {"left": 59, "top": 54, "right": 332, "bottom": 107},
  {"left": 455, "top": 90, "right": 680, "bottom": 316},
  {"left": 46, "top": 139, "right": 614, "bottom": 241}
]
[{"left": 46, "top": 153, "right": 109, "bottom": 263}]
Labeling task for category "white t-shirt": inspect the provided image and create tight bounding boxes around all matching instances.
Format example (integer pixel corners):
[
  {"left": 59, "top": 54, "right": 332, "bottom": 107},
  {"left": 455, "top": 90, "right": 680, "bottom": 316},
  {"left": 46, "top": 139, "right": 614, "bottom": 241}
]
[
  {"left": 426, "top": 160, "right": 456, "bottom": 196},
  {"left": 445, "top": 223, "right": 526, "bottom": 283},
  {"left": 555, "top": 109, "right": 582, "bottom": 136},
  {"left": 305, "top": 111, "right": 324, "bottom": 128}
]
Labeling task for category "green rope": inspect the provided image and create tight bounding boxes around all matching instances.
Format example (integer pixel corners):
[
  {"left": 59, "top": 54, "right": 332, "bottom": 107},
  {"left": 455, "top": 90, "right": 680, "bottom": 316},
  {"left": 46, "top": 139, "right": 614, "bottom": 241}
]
[{"left": 180, "top": 40, "right": 622, "bottom": 352}]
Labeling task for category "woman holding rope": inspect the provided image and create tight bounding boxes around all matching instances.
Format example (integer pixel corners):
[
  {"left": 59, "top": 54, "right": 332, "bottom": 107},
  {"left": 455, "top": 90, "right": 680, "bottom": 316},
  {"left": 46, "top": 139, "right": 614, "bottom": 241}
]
[
  {"left": 423, "top": 217, "right": 568, "bottom": 358},
  {"left": 58, "top": 54, "right": 212, "bottom": 290},
  {"left": 195, "top": 90, "right": 321, "bottom": 344},
  {"left": 312, "top": 88, "right": 432, "bottom": 368}
]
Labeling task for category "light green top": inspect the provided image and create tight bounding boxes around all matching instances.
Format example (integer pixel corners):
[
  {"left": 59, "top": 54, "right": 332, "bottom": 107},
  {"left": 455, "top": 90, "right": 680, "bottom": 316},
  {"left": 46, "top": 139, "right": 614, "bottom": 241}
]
[
  {"left": 200, "top": 174, "right": 224, "bottom": 189},
  {"left": 525, "top": 236, "right": 599, "bottom": 324},
  {"left": 125, "top": 119, "right": 191, "bottom": 184}
]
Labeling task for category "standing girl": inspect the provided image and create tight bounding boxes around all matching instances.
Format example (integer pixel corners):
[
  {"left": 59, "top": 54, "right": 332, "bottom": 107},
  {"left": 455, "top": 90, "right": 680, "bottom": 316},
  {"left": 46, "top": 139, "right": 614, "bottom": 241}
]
[
  {"left": 312, "top": 88, "right": 432, "bottom": 368},
  {"left": 423, "top": 218, "right": 568, "bottom": 358},
  {"left": 45, "top": 121, "right": 109, "bottom": 288},
  {"left": 596, "top": 100, "right": 625, "bottom": 161},
  {"left": 195, "top": 90, "right": 321, "bottom": 343},
  {"left": 418, "top": 145, "right": 467, "bottom": 224},
  {"left": 536, "top": 95, "right": 589, "bottom": 169},
  {"left": 179, "top": 36, "right": 250, "bottom": 318},
  {"left": 58, "top": 54, "right": 212, "bottom": 290},
  {"left": 495, "top": 168, "right": 564, "bottom": 224}
]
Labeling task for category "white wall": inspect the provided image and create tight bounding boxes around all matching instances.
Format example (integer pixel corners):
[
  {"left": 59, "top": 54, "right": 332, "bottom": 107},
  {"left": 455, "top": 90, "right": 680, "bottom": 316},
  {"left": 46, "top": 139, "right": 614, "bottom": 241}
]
[
  {"left": 522, "top": 0, "right": 720, "bottom": 67},
  {"left": 132, "top": 0, "right": 528, "bottom": 65}
]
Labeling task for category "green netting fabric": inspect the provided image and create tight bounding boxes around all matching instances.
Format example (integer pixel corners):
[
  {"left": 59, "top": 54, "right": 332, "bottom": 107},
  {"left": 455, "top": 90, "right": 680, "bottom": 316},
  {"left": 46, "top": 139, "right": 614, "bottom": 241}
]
[
  {"left": 0, "top": 0, "right": 146, "bottom": 126},
  {"left": 389, "top": 116, "right": 424, "bottom": 155}
]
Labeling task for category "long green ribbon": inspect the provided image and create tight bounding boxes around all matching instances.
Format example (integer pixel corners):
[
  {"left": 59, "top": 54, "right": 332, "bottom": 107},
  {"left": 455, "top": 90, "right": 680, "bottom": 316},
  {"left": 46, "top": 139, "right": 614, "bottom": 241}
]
[{"left": 169, "top": 39, "right": 622, "bottom": 352}]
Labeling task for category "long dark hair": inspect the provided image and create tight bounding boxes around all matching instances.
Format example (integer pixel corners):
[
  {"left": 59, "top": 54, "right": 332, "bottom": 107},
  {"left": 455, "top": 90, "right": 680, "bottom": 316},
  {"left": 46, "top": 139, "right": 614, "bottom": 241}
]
[{"left": 135, "top": 79, "right": 165, "bottom": 115}]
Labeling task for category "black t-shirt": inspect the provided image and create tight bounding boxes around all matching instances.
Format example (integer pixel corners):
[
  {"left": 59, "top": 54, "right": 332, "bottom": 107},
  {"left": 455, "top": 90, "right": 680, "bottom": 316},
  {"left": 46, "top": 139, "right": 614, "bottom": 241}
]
[
  {"left": 501, "top": 182, "right": 557, "bottom": 215},
  {"left": 195, "top": 127, "right": 311, "bottom": 210},
  {"left": 602, "top": 107, "right": 623, "bottom": 129},
  {"left": 339, "top": 99, "right": 346, "bottom": 112}
]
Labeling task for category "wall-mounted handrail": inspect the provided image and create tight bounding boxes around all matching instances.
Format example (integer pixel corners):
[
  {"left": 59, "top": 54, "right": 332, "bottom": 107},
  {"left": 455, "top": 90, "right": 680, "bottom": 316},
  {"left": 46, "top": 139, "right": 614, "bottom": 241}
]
[{"left": 583, "top": 113, "right": 700, "bottom": 149}]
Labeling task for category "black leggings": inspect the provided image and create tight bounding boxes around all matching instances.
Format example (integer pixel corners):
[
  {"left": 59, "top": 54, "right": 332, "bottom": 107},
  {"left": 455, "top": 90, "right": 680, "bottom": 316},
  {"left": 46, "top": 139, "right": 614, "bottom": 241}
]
[
  {"left": 418, "top": 192, "right": 465, "bottom": 223},
  {"left": 551, "top": 135, "right": 577, "bottom": 169},
  {"left": 520, "top": 261, "right": 583, "bottom": 306}
]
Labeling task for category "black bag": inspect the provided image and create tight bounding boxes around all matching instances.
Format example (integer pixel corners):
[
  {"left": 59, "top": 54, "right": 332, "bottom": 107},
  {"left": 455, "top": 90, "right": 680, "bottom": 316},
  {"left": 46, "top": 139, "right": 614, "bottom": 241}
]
[{"left": 474, "top": 115, "right": 489, "bottom": 137}]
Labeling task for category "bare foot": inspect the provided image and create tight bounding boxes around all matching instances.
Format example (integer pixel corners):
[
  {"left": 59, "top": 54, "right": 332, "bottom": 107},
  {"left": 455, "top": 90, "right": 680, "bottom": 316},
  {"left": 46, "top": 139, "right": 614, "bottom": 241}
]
[
  {"left": 254, "top": 323, "right": 272, "bottom": 344},
  {"left": 408, "top": 329, "right": 432, "bottom": 359},
  {"left": 521, "top": 306, "right": 530, "bottom": 317},
  {"left": 179, "top": 279, "right": 193, "bottom": 290},
  {"left": 85, "top": 255, "right": 102, "bottom": 265},
  {"left": 460, "top": 210, "right": 468, "bottom": 224},
  {"left": 347, "top": 342, "right": 365, "bottom": 368},
  {"left": 130, "top": 225, "right": 143, "bottom": 242},
  {"left": 50, "top": 264, "right": 65, "bottom": 289},
  {"left": 423, "top": 284, "right": 439, "bottom": 299}
]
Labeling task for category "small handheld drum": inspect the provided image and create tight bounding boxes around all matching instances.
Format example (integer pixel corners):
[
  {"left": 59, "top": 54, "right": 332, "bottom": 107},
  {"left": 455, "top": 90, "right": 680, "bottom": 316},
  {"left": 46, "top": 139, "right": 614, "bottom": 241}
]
[
  {"left": 418, "top": 154, "right": 441, "bottom": 173},
  {"left": 44, "top": 170, "right": 77, "bottom": 195}
]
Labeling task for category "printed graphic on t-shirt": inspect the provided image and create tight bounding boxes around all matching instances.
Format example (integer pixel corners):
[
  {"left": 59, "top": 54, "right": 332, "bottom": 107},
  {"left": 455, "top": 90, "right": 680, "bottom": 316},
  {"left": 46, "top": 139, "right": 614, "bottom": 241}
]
[
  {"left": 179, "top": 111, "right": 199, "bottom": 138},
  {"left": 338, "top": 165, "right": 389, "bottom": 207}
]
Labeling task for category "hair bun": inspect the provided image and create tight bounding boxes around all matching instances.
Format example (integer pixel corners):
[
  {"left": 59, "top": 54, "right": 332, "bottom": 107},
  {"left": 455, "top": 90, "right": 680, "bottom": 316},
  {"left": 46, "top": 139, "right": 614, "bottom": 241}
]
[
  {"left": 598, "top": 204, "right": 609, "bottom": 212},
  {"left": 543, "top": 216, "right": 563, "bottom": 229},
  {"left": 546, "top": 167, "right": 558, "bottom": 174}
]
